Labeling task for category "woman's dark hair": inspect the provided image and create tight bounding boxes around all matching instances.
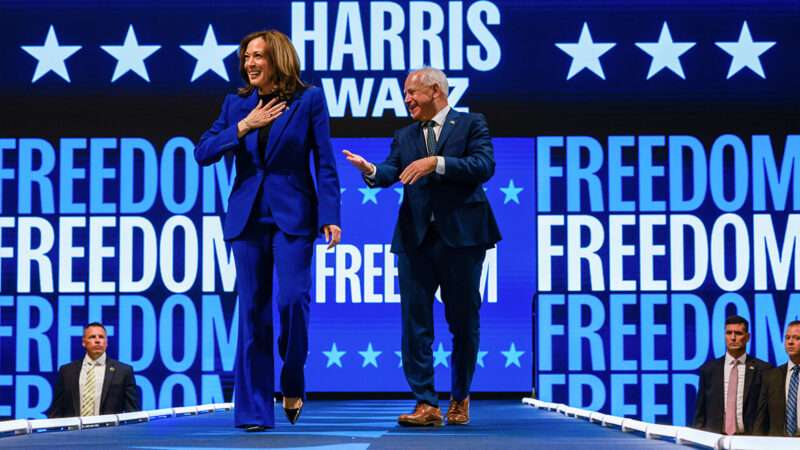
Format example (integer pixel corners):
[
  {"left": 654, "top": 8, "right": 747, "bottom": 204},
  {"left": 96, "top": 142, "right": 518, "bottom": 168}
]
[{"left": 237, "top": 30, "right": 305, "bottom": 99}]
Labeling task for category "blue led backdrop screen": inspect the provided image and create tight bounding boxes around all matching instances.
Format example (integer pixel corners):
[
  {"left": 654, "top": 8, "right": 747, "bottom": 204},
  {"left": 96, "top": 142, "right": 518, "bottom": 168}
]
[{"left": 0, "top": 0, "right": 798, "bottom": 424}]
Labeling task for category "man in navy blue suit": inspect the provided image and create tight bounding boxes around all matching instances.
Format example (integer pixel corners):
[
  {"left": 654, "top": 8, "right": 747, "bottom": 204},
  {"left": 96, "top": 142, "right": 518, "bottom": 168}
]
[{"left": 344, "top": 67, "right": 501, "bottom": 426}]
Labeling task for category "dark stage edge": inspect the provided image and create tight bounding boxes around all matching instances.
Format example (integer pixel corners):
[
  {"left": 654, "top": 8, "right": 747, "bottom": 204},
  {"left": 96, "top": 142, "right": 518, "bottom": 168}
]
[{"left": 3, "top": 400, "right": 681, "bottom": 449}]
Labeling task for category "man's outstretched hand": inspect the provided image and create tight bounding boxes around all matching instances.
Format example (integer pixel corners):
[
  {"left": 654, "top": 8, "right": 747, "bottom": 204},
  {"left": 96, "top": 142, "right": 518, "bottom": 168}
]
[{"left": 342, "top": 150, "right": 374, "bottom": 174}]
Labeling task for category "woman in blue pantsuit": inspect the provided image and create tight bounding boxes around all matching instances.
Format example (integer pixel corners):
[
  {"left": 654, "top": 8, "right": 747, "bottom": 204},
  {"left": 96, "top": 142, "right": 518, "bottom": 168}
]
[{"left": 194, "top": 30, "right": 341, "bottom": 431}]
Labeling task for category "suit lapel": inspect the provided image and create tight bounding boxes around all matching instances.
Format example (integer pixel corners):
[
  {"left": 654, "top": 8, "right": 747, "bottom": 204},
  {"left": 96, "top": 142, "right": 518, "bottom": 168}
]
[
  {"left": 434, "top": 109, "right": 459, "bottom": 155},
  {"left": 413, "top": 124, "right": 428, "bottom": 159},
  {"left": 780, "top": 364, "right": 788, "bottom": 414},
  {"left": 263, "top": 90, "right": 302, "bottom": 168},
  {"left": 714, "top": 358, "right": 726, "bottom": 412},
  {"left": 239, "top": 91, "right": 260, "bottom": 161},
  {"left": 743, "top": 355, "right": 755, "bottom": 405},
  {"left": 100, "top": 359, "right": 116, "bottom": 412},
  {"left": 69, "top": 361, "right": 82, "bottom": 417}
]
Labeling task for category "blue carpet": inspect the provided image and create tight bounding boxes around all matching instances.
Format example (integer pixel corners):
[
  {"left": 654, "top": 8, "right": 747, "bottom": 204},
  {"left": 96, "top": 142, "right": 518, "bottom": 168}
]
[{"left": 2, "top": 400, "right": 679, "bottom": 449}]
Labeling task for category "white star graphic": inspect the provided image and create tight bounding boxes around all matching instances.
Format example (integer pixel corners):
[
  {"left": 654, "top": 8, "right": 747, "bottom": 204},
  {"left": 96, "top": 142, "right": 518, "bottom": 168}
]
[
  {"left": 180, "top": 24, "right": 238, "bottom": 82},
  {"left": 322, "top": 342, "right": 346, "bottom": 368},
  {"left": 433, "top": 342, "right": 452, "bottom": 368},
  {"left": 500, "top": 179, "right": 523, "bottom": 204},
  {"left": 635, "top": 22, "right": 695, "bottom": 80},
  {"left": 21, "top": 25, "right": 81, "bottom": 83},
  {"left": 101, "top": 25, "right": 161, "bottom": 83},
  {"left": 476, "top": 350, "right": 488, "bottom": 368},
  {"left": 501, "top": 342, "right": 525, "bottom": 368},
  {"left": 394, "top": 351, "right": 403, "bottom": 368},
  {"left": 358, "top": 342, "right": 382, "bottom": 368},
  {"left": 715, "top": 21, "right": 776, "bottom": 79},
  {"left": 358, "top": 187, "right": 381, "bottom": 204},
  {"left": 555, "top": 23, "right": 615, "bottom": 80}
]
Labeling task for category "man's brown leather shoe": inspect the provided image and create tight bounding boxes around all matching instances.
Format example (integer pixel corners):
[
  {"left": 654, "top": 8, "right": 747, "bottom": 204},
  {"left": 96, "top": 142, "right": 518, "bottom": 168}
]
[
  {"left": 397, "top": 403, "right": 443, "bottom": 427},
  {"left": 446, "top": 397, "right": 470, "bottom": 425}
]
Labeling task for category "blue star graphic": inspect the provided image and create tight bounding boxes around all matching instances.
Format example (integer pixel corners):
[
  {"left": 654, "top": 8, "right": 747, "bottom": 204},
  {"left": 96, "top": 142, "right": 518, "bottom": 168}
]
[
  {"left": 635, "top": 22, "right": 695, "bottom": 80},
  {"left": 500, "top": 179, "right": 523, "bottom": 204},
  {"left": 393, "top": 187, "right": 404, "bottom": 204},
  {"left": 476, "top": 350, "right": 488, "bottom": 368},
  {"left": 555, "top": 22, "right": 615, "bottom": 80},
  {"left": 101, "top": 25, "right": 161, "bottom": 83},
  {"left": 322, "top": 342, "right": 346, "bottom": 368},
  {"left": 358, "top": 187, "right": 381, "bottom": 204},
  {"left": 433, "top": 342, "right": 452, "bottom": 368},
  {"left": 501, "top": 342, "right": 525, "bottom": 368},
  {"left": 358, "top": 342, "right": 382, "bottom": 368},
  {"left": 394, "top": 351, "right": 403, "bottom": 368},
  {"left": 715, "top": 21, "right": 776, "bottom": 79},
  {"left": 21, "top": 25, "right": 81, "bottom": 83},
  {"left": 180, "top": 24, "right": 238, "bottom": 82}
]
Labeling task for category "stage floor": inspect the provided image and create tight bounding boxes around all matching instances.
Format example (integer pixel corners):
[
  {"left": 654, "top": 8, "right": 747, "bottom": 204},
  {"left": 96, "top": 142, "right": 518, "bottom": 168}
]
[{"left": 4, "top": 400, "right": 679, "bottom": 449}]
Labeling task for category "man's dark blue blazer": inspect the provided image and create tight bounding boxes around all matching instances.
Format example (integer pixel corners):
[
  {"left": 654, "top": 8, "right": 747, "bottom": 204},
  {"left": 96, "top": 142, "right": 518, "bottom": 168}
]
[
  {"left": 371, "top": 108, "right": 501, "bottom": 253},
  {"left": 194, "top": 86, "right": 341, "bottom": 239}
]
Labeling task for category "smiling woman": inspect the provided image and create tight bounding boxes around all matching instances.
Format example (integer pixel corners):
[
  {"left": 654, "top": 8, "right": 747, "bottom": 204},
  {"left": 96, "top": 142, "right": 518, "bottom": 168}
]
[
  {"left": 194, "top": 29, "right": 342, "bottom": 432},
  {"left": 236, "top": 30, "right": 304, "bottom": 100}
]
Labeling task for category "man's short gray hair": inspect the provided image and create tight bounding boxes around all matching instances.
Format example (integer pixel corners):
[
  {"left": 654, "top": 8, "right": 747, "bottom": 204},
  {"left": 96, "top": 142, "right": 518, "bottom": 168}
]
[{"left": 410, "top": 67, "right": 449, "bottom": 98}]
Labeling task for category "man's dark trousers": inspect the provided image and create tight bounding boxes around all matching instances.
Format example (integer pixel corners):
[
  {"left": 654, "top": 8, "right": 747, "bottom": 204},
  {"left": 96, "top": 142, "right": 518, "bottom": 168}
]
[{"left": 399, "top": 223, "right": 485, "bottom": 407}]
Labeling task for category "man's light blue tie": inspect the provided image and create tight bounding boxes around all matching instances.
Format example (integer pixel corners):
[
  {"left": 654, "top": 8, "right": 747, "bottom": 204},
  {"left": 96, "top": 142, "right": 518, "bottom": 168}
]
[
  {"left": 787, "top": 365, "right": 799, "bottom": 436},
  {"left": 424, "top": 121, "right": 437, "bottom": 156}
]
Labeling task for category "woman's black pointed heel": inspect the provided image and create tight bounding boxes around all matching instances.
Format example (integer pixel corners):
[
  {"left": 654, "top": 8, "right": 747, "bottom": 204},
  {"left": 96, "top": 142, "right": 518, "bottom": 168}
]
[{"left": 283, "top": 397, "right": 303, "bottom": 424}]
